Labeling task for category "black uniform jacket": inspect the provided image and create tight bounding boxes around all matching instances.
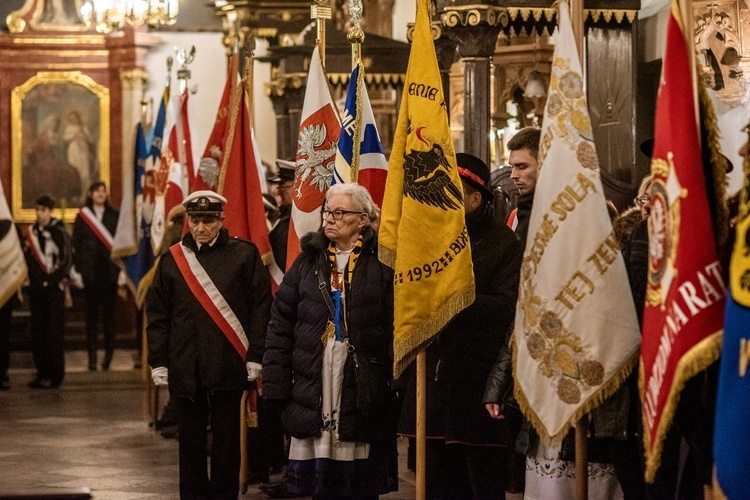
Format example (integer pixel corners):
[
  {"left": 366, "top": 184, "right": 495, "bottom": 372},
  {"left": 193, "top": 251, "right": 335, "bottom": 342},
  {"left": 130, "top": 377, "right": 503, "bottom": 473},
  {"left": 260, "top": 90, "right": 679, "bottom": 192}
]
[
  {"left": 262, "top": 226, "right": 394, "bottom": 443},
  {"left": 147, "top": 228, "right": 272, "bottom": 397},
  {"left": 72, "top": 204, "right": 120, "bottom": 283},
  {"left": 22, "top": 218, "right": 72, "bottom": 289}
]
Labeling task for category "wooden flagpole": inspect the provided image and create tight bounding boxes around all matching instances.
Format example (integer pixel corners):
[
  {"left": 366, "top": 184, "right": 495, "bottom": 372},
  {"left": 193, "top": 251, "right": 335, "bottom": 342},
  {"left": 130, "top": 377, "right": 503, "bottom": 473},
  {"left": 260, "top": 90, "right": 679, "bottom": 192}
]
[
  {"left": 568, "top": 0, "right": 589, "bottom": 498},
  {"left": 238, "top": 36, "right": 256, "bottom": 495},
  {"left": 416, "top": 350, "right": 427, "bottom": 500},
  {"left": 347, "top": 0, "right": 364, "bottom": 182}
]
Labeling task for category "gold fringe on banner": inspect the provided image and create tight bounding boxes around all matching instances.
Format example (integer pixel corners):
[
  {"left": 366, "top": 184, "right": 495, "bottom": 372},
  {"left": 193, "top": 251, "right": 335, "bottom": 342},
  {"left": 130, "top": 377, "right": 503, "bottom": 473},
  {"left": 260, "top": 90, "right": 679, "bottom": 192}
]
[
  {"left": 697, "top": 75, "right": 730, "bottom": 248},
  {"left": 640, "top": 330, "right": 722, "bottom": 483},
  {"left": 512, "top": 333, "right": 640, "bottom": 444},
  {"left": 392, "top": 285, "right": 474, "bottom": 378}
]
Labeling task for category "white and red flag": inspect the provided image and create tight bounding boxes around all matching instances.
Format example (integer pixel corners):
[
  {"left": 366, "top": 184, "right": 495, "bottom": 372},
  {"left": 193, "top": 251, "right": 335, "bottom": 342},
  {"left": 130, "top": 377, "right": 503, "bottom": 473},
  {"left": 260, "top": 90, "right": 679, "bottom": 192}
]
[
  {"left": 194, "top": 54, "right": 238, "bottom": 193},
  {"left": 286, "top": 46, "right": 341, "bottom": 270},
  {"left": 151, "top": 91, "right": 188, "bottom": 252},
  {"left": 0, "top": 176, "right": 27, "bottom": 307}
]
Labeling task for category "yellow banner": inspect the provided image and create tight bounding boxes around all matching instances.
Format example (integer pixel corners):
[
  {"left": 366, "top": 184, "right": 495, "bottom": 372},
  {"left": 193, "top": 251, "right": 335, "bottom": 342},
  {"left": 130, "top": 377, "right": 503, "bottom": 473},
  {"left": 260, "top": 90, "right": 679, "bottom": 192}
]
[
  {"left": 730, "top": 151, "right": 750, "bottom": 306},
  {"left": 378, "top": 0, "right": 475, "bottom": 378}
]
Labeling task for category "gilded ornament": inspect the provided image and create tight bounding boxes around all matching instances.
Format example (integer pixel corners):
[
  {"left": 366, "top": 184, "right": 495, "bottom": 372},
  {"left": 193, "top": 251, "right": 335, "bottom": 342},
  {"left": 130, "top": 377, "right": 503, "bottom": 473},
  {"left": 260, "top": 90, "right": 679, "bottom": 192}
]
[
  {"left": 540, "top": 311, "right": 562, "bottom": 338},
  {"left": 576, "top": 141, "right": 599, "bottom": 170},
  {"left": 557, "top": 377, "right": 581, "bottom": 404},
  {"left": 581, "top": 360, "right": 604, "bottom": 386}
]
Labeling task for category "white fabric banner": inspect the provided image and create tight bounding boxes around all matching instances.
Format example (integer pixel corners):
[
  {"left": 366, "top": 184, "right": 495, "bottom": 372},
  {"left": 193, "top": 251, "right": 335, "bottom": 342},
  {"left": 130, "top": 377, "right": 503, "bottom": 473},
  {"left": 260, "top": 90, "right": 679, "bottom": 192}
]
[
  {"left": 512, "top": 1, "right": 641, "bottom": 442},
  {"left": 0, "top": 178, "right": 27, "bottom": 307},
  {"left": 286, "top": 46, "right": 341, "bottom": 269}
]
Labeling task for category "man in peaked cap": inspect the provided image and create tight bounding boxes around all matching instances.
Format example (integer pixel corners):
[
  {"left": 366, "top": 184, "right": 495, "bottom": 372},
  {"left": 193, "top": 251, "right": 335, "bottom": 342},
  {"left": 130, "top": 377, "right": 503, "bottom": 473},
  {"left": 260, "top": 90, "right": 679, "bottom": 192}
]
[
  {"left": 269, "top": 160, "right": 296, "bottom": 272},
  {"left": 147, "top": 189, "right": 272, "bottom": 499}
]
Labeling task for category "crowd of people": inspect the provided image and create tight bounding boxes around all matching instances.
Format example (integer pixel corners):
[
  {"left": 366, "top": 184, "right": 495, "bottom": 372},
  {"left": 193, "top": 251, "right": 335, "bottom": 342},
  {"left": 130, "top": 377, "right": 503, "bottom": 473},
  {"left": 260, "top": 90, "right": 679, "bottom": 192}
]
[
  {"left": 143, "top": 125, "right": 741, "bottom": 500},
  {"left": 2, "top": 122, "right": 744, "bottom": 499},
  {"left": 1, "top": 182, "right": 122, "bottom": 390}
]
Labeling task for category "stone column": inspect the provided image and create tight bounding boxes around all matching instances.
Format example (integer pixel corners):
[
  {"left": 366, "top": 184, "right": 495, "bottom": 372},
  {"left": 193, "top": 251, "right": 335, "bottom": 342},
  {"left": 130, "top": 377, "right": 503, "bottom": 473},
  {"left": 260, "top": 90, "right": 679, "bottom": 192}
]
[
  {"left": 442, "top": 5, "right": 506, "bottom": 162},
  {"left": 266, "top": 71, "right": 306, "bottom": 161}
]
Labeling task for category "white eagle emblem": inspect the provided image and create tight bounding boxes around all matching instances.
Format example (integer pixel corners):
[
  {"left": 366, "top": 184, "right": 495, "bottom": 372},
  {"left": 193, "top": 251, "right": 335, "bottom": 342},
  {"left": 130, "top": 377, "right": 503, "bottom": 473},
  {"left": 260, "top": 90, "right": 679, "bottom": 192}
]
[{"left": 295, "top": 124, "right": 337, "bottom": 198}]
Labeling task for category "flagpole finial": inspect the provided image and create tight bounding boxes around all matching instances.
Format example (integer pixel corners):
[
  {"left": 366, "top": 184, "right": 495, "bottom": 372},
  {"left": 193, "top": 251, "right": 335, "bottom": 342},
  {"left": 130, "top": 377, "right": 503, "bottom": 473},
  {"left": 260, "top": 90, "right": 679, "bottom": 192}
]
[
  {"left": 311, "top": 0, "right": 332, "bottom": 66},
  {"left": 175, "top": 45, "right": 196, "bottom": 94},
  {"left": 348, "top": 0, "right": 363, "bottom": 29},
  {"left": 347, "top": 26, "right": 364, "bottom": 67},
  {"left": 166, "top": 55, "right": 173, "bottom": 88}
]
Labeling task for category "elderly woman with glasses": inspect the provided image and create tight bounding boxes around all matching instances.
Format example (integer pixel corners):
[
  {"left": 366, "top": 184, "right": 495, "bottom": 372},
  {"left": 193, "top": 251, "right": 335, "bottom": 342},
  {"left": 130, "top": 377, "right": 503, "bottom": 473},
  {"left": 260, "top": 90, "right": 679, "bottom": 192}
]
[{"left": 263, "top": 183, "right": 396, "bottom": 499}]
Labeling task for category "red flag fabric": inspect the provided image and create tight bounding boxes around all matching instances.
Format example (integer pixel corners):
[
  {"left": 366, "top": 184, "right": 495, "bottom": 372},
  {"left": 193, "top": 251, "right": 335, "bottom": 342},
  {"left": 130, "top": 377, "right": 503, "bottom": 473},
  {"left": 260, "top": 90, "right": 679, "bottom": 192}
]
[
  {"left": 177, "top": 90, "right": 195, "bottom": 194},
  {"left": 194, "top": 54, "right": 238, "bottom": 193},
  {"left": 640, "top": 2, "right": 725, "bottom": 482},
  {"left": 218, "top": 77, "right": 272, "bottom": 265}
]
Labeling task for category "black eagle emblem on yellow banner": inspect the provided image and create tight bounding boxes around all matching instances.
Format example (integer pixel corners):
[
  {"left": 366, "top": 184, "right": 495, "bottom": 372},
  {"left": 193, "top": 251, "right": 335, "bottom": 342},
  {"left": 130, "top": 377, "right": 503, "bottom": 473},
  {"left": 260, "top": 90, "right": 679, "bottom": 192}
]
[{"left": 402, "top": 131, "right": 462, "bottom": 211}]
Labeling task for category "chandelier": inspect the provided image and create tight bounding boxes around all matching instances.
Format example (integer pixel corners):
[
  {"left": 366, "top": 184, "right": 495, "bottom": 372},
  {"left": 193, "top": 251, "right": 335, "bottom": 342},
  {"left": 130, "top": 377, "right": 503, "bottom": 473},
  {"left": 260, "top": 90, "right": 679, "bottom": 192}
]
[{"left": 80, "top": 0, "right": 180, "bottom": 34}]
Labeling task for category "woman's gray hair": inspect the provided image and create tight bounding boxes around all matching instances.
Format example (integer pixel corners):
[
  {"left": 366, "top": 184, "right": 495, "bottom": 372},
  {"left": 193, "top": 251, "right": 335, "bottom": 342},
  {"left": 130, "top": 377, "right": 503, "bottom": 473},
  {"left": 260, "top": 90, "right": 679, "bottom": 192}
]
[{"left": 325, "top": 183, "right": 377, "bottom": 224}]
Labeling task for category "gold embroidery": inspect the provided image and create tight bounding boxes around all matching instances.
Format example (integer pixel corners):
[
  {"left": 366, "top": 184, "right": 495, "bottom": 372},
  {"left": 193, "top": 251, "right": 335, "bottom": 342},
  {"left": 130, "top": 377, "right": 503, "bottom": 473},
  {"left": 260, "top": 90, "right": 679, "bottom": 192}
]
[
  {"left": 321, "top": 320, "right": 336, "bottom": 347},
  {"left": 520, "top": 277, "right": 604, "bottom": 405}
]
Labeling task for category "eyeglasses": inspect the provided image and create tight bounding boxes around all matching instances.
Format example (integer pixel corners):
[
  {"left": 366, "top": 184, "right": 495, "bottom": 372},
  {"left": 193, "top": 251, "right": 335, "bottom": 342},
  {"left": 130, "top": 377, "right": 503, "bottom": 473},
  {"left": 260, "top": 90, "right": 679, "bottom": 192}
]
[
  {"left": 635, "top": 194, "right": 651, "bottom": 207},
  {"left": 322, "top": 209, "right": 365, "bottom": 220},
  {"left": 275, "top": 183, "right": 294, "bottom": 191}
]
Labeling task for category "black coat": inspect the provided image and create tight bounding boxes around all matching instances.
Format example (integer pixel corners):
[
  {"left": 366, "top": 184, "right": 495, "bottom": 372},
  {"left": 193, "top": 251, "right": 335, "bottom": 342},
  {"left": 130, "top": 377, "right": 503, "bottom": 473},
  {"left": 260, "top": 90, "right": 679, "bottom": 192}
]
[
  {"left": 513, "top": 192, "right": 534, "bottom": 248},
  {"left": 72, "top": 205, "right": 120, "bottom": 283},
  {"left": 436, "top": 208, "right": 522, "bottom": 382},
  {"left": 269, "top": 205, "right": 291, "bottom": 272},
  {"left": 147, "top": 228, "right": 272, "bottom": 397},
  {"left": 400, "top": 207, "right": 522, "bottom": 444},
  {"left": 262, "top": 226, "right": 394, "bottom": 443},
  {"left": 22, "top": 218, "right": 72, "bottom": 289}
]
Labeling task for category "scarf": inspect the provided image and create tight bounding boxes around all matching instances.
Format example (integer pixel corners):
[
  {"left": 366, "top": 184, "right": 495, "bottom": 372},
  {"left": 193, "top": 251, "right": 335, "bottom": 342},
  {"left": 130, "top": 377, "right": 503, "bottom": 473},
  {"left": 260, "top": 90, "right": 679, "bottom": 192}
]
[{"left": 321, "top": 234, "right": 364, "bottom": 345}]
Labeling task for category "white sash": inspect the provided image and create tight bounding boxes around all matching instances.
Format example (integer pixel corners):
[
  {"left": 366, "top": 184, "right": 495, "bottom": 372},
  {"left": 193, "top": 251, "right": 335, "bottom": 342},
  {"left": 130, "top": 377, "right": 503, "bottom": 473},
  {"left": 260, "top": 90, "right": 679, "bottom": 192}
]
[
  {"left": 170, "top": 243, "right": 249, "bottom": 358},
  {"left": 24, "top": 226, "right": 52, "bottom": 273},
  {"left": 79, "top": 206, "right": 114, "bottom": 250}
]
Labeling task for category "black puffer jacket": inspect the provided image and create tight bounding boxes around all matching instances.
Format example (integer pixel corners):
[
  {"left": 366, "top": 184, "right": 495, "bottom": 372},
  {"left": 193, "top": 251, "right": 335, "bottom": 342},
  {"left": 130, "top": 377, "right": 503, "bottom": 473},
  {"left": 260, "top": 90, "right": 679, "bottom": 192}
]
[
  {"left": 263, "top": 226, "right": 394, "bottom": 443},
  {"left": 147, "top": 229, "right": 272, "bottom": 397}
]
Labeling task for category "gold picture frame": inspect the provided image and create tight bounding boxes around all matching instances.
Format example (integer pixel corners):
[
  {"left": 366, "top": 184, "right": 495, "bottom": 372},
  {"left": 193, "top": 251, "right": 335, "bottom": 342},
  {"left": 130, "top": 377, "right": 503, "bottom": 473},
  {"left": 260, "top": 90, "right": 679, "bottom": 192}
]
[{"left": 11, "top": 71, "right": 109, "bottom": 223}]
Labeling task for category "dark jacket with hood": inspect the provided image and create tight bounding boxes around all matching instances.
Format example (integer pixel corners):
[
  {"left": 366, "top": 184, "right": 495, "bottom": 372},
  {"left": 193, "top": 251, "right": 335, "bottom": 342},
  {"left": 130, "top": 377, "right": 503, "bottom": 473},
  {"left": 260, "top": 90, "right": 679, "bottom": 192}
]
[
  {"left": 262, "top": 226, "right": 394, "bottom": 443},
  {"left": 147, "top": 228, "right": 272, "bottom": 397}
]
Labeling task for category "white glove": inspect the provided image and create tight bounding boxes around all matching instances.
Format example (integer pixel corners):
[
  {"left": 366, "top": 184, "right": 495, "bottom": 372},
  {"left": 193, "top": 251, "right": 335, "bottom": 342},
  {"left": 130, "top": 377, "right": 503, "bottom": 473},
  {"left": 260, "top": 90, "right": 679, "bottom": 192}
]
[
  {"left": 69, "top": 266, "right": 84, "bottom": 290},
  {"left": 151, "top": 366, "right": 169, "bottom": 386},
  {"left": 246, "top": 362, "right": 262, "bottom": 382}
]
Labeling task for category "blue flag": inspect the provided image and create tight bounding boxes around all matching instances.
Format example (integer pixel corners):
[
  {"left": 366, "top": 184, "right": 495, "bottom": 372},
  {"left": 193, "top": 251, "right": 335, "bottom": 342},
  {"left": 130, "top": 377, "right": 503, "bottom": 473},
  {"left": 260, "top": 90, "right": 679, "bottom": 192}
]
[
  {"left": 714, "top": 155, "right": 750, "bottom": 498},
  {"left": 120, "top": 122, "right": 154, "bottom": 296},
  {"left": 113, "top": 88, "right": 168, "bottom": 305},
  {"left": 333, "top": 63, "right": 388, "bottom": 206}
]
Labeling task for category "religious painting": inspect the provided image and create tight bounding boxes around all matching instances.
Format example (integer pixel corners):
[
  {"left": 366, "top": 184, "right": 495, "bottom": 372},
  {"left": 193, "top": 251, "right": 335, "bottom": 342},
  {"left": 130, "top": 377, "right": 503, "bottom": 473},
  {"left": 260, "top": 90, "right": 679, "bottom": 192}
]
[
  {"left": 11, "top": 72, "right": 109, "bottom": 223},
  {"left": 7, "top": 0, "right": 89, "bottom": 33},
  {"left": 694, "top": 0, "right": 749, "bottom": 106}
]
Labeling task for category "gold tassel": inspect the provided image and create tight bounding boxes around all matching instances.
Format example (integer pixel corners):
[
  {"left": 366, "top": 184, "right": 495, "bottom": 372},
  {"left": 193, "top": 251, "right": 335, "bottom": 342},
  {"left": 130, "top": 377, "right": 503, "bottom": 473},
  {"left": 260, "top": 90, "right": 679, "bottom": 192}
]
[{"left": 321, "top": 320, "right": 335, "bottom": 347}]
